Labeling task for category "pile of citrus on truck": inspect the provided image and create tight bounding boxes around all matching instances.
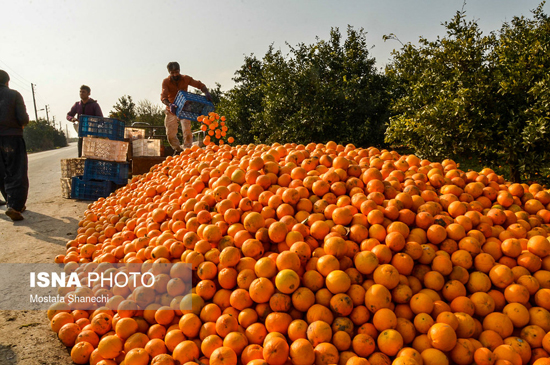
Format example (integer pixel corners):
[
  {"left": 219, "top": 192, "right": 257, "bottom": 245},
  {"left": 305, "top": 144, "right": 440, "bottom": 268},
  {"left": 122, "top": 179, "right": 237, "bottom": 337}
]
[{"left": 48, "top": 129, "right": 550, "bottom": 365}]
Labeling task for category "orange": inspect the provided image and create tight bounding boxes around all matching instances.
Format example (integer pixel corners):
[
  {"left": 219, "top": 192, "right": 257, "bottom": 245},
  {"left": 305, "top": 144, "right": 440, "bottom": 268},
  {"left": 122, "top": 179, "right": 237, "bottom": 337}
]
[
  {"left": 313, "top": 342, "right": 339, "bottom": 365},
  {"left": 51, "top": 312, "right": 75, "bottom": 334},
  {"left": 173, "top": 341, "right": 200, "bottom": 365},
  {"left": 58, "top": 323, "right": 81, "bottom": 347},
  {"left": 124, "top": 332, "right": 150, "bottom": 353},
  {"left": 493, "top": 344, "right": 522, "bottom": 365},
  {"left": 241, "top": 344, "right": 264, "bottom": 365},
  {"left": 263, "top": 338, "right": 289, "bottom": 365},
  {"left": 97, "top": 335, "right": 124, "bottom": 360},
  {"left": 307, "top": 320, "right": 333, "bottom": 347},
  {"left": 290, "top": 338, "right": 315, "bottom": 365},
  {"left": 483, "top": 313, "right": 514, "bottom": 339},
  {"left": 275, "top": 269, "right": 301, "bottom": 294},
  {"left": 125, "top": 348, "right": 151, "bottom": 365},
  {"left": 71, "top": 341, "right": 95, "bottom": 364},
  {"left": 325, "top": 270, "right": 352, "bottom": 294},
  {"left": 377, "top": 329, "right": 403, "bottom": 356},
  {"left": 115, "top": 317, "right": 138, "bottom": 340},
  {"left": 223, "top": 331, "right": 249, "bottom": 356},
  {"left": 210, "top": 346, "right": 238, "bottom": 365}
]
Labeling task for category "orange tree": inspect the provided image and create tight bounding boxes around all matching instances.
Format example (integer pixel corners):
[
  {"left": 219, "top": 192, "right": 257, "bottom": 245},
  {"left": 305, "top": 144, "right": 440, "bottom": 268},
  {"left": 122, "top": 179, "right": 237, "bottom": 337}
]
[
  {"left": 491, "top": 4, "right": 550, "bottom": 183},
  {"left": 385, "top": 4, "right": 550, "bottom": 184},
  {"left": 109, "top": 95, "right": 136, "bottom": 123},
  {"left": 217, "top": 26, "right": 391, "bottom": 147},
  {"left": 216, "top": 56, "right": 264, "bottom": 145}
]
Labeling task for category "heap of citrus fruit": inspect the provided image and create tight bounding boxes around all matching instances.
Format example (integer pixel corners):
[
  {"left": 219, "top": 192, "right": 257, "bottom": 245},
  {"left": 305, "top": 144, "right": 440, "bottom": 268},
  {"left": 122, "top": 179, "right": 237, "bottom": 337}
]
[
  {"left": 198, "top": 113, "right": 235, "bottom": 146},
  {"left": 50, "top": 139, "right": 550, "bottom": 365}
]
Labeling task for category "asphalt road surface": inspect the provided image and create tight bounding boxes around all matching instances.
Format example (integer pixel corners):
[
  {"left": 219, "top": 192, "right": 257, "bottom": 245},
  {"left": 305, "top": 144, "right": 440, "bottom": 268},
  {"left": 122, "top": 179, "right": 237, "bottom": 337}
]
[{"left": 0, "top": 142, "right": 89, "bottom": 364}]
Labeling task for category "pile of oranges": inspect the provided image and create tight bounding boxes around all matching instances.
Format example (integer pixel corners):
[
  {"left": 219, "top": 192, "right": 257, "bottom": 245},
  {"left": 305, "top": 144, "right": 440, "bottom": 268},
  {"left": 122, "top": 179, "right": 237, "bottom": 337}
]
[
  {"left": 50, "top": 140, "right": 550, "bottom": 365},
  {"left": 198, "top": 113, "right": 235, "bottom": 146}
]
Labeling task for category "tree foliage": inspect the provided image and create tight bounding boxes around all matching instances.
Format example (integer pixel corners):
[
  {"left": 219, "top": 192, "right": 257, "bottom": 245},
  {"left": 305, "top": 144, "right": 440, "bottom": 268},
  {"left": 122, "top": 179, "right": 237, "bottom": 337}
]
[
  {"left": 134, "top": 99, "right": 164, "bottom": 127},
  {"left": 492, "top": 4, "right": 550, "bottom": 182},
  {"left": 385, "top": 3, "right": 550, "bottom": 183},
  {"left": 24, "top": 118, "right": 67, "bottom": 152},
  {"left": 109, "top": 95, "right": 136, "bottom": 123},
  {"left": 109, "top": 96, "right": 166, "bottom": 128},
  {"left": 217, "top": 26, "right": 391, "bottom": 146}
]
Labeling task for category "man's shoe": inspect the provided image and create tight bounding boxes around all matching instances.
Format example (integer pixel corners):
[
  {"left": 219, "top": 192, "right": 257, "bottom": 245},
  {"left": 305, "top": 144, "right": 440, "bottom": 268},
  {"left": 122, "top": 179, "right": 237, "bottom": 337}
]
[
  {"left": 21, "top": 206, "right": 26, "bottom": 213},
  {"left": 0, "top": 200, "right": 6, "bottom": 206},
  {"left": 5, "top": 208, "right": 24, "bottom": 221}
]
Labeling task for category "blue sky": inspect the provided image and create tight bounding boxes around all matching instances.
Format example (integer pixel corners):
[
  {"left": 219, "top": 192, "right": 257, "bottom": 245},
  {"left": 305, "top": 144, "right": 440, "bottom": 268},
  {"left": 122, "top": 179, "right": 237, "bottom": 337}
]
[{"left": 1, "top": 0, "right": 547, "bottom": 137}]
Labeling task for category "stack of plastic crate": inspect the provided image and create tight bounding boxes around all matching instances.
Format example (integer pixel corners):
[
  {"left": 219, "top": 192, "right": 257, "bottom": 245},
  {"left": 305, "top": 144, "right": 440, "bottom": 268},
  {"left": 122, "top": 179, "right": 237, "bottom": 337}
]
[
  {"left": 60, "top": 158, "right": 86, "bottom": 198},
  {"left": 71, "top": 115, "right": 130, "bottom": 201}
]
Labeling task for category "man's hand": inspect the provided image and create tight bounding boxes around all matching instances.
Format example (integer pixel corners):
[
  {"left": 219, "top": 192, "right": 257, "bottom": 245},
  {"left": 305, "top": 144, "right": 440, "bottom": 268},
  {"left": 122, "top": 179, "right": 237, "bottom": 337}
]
[
  {"left": 71, "top": 117, "right": 78, "bottom": 123},
  {"left": 201, "top": 86, "right": 213, "bottom": 102},
  {"left": 170, "top": 103, "right": 178, "bottom": 115}
]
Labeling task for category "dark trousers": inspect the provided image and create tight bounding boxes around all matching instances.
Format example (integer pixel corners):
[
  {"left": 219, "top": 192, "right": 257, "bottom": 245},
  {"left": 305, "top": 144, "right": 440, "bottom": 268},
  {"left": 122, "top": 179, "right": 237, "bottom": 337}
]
[
  {"left": 78, "top": 137, "right": 83, "bottom": 157},
  {"left": 0, "top": 136, "right": 29, "bottom": 211}
]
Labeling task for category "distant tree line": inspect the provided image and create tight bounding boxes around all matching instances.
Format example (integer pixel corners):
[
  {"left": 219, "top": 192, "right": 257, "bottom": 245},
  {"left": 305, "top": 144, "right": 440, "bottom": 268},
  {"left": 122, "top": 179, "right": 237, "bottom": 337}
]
[{"left": 24, "top": 118, "right": 67, "bottom": 152}]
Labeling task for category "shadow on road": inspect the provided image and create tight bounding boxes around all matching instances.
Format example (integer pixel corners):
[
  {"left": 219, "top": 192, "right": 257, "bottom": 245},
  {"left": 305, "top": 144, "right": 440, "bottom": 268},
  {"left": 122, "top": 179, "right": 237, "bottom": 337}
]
[
  {"left": 0, "top": 208, "right": 80, "bottom": 247},
  {"left": 0, "top": 343, "right": 17, "bottom": 364}
]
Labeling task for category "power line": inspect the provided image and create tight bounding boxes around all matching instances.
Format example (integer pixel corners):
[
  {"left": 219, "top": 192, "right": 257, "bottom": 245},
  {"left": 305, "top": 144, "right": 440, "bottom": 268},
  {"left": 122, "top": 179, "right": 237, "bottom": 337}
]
[
  {"left": 0, "top": 69, "right": 33, "bottom": 92},
  {"left": 0, "top": 58, "right": 32, "bottom": 84},
  {"left": 30, "top": 84, "right": 52, "bottom": 113},
  {"left": 6, "top": 78, "right": 32, "bottom": 93},
  {"left": 0, "top": 60, "right": 44, "bottom": 106},
  {"left": 0, "top": 58, "right": 56, "bottom": 122},
  {"left": 36, "top": 90, "right": 50, "bottom": 106},
  {"left": 0, "top": 69, "right": 31, "bottom": 88}
]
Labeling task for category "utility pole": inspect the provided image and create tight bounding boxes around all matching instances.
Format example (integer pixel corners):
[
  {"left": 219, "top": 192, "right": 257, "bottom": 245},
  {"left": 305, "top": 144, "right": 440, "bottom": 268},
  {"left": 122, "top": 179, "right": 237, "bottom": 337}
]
[
  {"left": 45, "top": 105, "right": 50, "bottom": 124},
  {"left": 31, "top": 83, "right": 38, "bottom": 121}
]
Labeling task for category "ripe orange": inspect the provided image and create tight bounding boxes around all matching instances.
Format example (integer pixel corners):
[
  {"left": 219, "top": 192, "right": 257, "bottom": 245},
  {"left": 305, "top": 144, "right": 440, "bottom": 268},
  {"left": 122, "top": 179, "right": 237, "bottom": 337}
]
[{"left": 50, "top": 140, "right": 550, "bottom": 365}]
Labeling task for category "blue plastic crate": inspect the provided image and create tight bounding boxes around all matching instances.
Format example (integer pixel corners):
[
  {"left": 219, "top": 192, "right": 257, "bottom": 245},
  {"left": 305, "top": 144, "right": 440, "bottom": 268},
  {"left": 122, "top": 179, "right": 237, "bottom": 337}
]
[
  {"left": 83, "top": 159, "right": 129, "bottom": 185},
  {"left": 174, "top": 91, "right": 215, "bottom": 121},
  {"left": 78, "top": 115, "right": 126, "bottom": 141},
  {"left": 71, "top": 176, "right": 115, "bottom": 201}
]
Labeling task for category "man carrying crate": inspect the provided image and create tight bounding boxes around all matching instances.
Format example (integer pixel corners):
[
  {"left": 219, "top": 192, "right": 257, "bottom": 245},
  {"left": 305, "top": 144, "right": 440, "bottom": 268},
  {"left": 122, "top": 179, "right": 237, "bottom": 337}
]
[
  {"left": 66, "top": 85, "right": 103, "bottom": 157},
  {"left": 161, "top": 62, "right": 212, "bottom": 154},
  {"left": 0, "top": 70, "right": 29, "bottom": 221}
]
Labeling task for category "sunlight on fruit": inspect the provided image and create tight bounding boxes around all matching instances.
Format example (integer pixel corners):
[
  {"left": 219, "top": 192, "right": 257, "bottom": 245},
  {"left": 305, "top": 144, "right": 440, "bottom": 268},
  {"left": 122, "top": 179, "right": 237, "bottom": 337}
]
[{"left": 53, "top": 142, "right": 550, "bottom": 365}]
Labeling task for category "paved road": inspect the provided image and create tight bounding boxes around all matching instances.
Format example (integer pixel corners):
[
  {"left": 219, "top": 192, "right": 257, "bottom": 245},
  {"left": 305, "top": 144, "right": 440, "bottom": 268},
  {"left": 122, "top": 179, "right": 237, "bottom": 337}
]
[
  {"left": 27, "top": 142, "right": 82, "bottom": 206},
  {"left": 0, "top": 142, "right": 89, "bottom": 364},
  {"left": 0, "top": 142, "right": 89, "bottom": 262}
]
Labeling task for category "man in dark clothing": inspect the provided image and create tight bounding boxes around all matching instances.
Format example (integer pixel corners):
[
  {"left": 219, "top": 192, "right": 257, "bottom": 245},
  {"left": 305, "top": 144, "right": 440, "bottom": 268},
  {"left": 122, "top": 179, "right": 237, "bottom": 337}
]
[
  {"left": 0, "top": 70, "right": 30, "bottom": 221},
  {"left": 66, "top": 85, "right": 103, "bottom": 157}
]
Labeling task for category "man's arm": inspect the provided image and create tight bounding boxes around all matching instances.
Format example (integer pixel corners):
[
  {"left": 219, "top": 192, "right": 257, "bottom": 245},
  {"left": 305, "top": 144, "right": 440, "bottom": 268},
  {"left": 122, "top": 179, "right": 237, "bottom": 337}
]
[
  {"left": 186, "top": 76, "right": 212, "bottom": 102},
  {"left": 186, "top": 76, "right": 206, "bottom": 93},
  {"left": 67, "top": 102, "right": 78, "bottom": 122},
  {"left": 15, "top": 91, "right": 29, "bottom": 127},
  {"left": 160, "top": 79, "right": 171, "bottom": 107},
  {"left": 95, "top": 103, "right": 103, "bottom": 118}
]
